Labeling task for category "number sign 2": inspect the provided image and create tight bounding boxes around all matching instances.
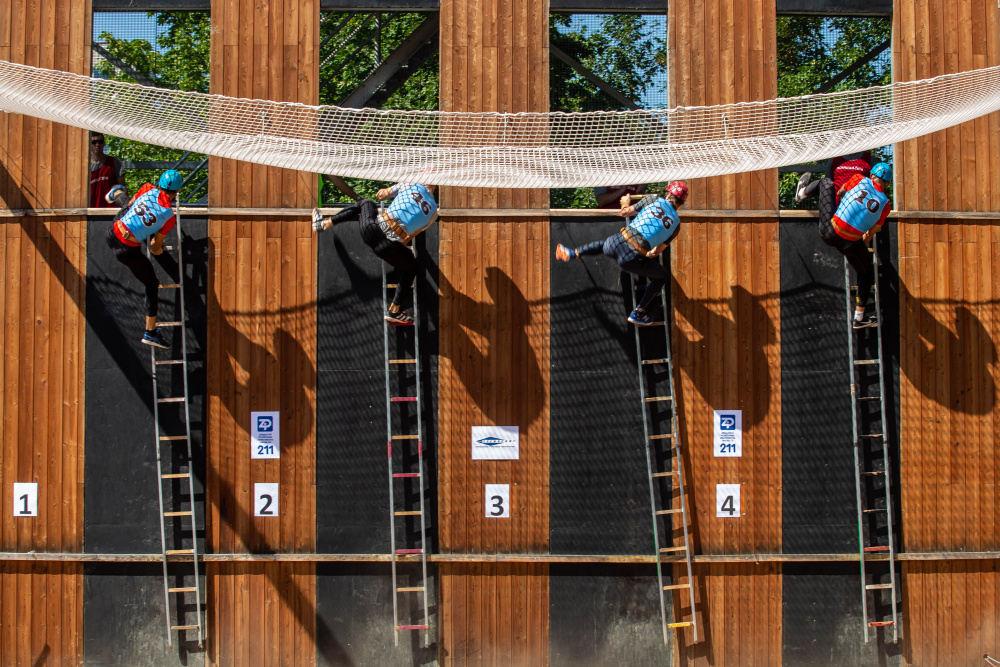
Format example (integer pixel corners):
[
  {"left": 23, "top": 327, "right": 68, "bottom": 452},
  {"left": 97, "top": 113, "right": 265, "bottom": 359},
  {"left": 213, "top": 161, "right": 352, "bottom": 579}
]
[
  {"left": 13, "top": 483, "right": 37, "bottom": 517},
  {"left": 716, "top": 484, "right": 741, "bottom": 518},
  {"left": 485, "top": 484, "right": 510, "bottom": 518},
  {"left": 254, "top": 483, "right": 279, "bottom": 517}
]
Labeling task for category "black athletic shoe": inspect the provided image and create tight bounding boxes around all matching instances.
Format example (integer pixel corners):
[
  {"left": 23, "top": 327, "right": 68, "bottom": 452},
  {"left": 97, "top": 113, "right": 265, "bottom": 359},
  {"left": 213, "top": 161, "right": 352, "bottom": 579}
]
[
  {"left": 853, "top": 313, "right": 878, "bottom": 330},
  {"left": 795, "top": 172, "right": 812, "bottom": 202},
  {"left": 142, "top": 327, "right": 170, "bottom": 349},
  {"left": 385, "top": 309, "right": 414, "bottom": 325}
]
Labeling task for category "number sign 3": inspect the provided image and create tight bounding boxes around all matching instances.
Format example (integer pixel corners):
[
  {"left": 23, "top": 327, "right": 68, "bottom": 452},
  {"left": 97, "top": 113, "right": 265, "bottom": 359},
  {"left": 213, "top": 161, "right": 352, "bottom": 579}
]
[
  {"left": 13, "top": 483, "right": 38, "bottom": 517},
  {"left": 254, "top": 483, "right": 279, "bottom": 517},
  {"left": 485, "top": 484, "right": 510, "bottom": 518}
]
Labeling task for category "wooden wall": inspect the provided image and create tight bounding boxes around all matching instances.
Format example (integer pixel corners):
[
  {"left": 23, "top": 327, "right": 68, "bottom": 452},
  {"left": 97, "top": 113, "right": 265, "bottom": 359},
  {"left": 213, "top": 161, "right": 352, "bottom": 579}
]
[
  {"left": 669, "top": 1, "right": 783, "bottom": 664},
  {"left": 894, "top": 1, "right": 1000, "bottom": 664},
  {"left": 206, "top": 0, "right": 318, "bottom": 664},
  {"left": 437, "top": 0, "right": 550, "bottom": 662},
  {"left": 0, "top": 1, "right": 90, "bottom": 665}
]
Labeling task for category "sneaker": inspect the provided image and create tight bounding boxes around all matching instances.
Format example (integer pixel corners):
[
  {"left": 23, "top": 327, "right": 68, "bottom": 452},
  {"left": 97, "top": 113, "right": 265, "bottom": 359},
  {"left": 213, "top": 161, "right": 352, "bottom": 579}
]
[
  {"left": 141, "top": 327, "right": 170, "bottom": 349},
  {"left": 628, "top": 308, "right": 655, "bottom": 326},
  {"left": 384, "top": 309, "right": 414, "bottom": 325},
  {"left": 556, "top": 243, "right": 576, "bottom": 262},
  {"left": 104, "top": 184, "right": 127, "bottom": 206},
  {"left": 794, "top": 172, "right": 812, "bottom": 202},
  {"left": 311, "top": 208, "right": 326, "bottom": 233},
  {"left": 853, "top": 313, "right": 878, "bottom": 330}
]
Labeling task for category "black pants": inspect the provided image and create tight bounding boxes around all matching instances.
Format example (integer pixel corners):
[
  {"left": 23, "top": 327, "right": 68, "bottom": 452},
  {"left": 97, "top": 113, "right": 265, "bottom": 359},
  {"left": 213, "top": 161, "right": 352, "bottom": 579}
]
[
  {"left": 819, "top": 216, "right": 874, "bottom": 310},
  {"left": 105, "top": 225, "right": 160, "bottom": 318},
  {"left": 578, "top": 231, "right": 669, "bottom": 311},
  {"left": 348, "top": 199, "right": 418, "bottom": 309}
]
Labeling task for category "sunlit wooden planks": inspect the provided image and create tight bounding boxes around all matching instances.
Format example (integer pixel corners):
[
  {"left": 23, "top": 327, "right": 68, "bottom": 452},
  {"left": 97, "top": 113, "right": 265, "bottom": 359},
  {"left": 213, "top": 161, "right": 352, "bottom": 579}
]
[
  {"left": 669, "top": 0, "right": 780, "bottom": 663},
  {"left": 206, "top": 0, "right": 318, "bottom": 664},
  {"left": 894, "top": 1, "right": 1000, "bottom": 664},
  {"left": 438, "top": 0, "right": 550, "bottom": 661},
  {"left": 0, "top": 0, "right": 88, "bottom": 665}
]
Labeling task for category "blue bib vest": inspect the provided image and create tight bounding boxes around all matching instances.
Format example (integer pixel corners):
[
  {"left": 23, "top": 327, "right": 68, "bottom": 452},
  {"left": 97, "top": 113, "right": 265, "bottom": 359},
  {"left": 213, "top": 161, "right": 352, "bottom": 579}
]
[
  {"left": 386, "top": 184, "right": 438, "bottom": 236},
  {"left": 629, "top": 197, "right": 680, "bottom": 248},
  {"left": 834, "top": 177, "right": 890, "bottom": 236},
  {"left": 120, "top": 187, "right": 175, "bottom": 242}
]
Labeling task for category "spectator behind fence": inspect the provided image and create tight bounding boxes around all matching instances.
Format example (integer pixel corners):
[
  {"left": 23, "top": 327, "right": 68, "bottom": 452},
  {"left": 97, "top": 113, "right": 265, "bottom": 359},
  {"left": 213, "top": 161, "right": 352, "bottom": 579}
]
[{"left": 90, "top": 132, "right": 127, "bottom": 208}]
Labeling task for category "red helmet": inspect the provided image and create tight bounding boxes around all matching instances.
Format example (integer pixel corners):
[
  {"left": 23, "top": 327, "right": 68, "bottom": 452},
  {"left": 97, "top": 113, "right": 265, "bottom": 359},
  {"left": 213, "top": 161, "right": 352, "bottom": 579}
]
[{"left": 666, "top": 180, "right": 688, "bottom": 204}]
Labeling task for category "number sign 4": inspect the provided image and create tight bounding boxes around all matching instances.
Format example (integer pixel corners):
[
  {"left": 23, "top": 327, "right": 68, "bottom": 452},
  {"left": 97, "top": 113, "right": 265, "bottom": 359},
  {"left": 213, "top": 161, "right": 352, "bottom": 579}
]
[
  {"left": 485, "top": 484, "right": 510, "bottom": 518},
  {"left": 716, "top": 484, "right": 741, "bottom": 518}
]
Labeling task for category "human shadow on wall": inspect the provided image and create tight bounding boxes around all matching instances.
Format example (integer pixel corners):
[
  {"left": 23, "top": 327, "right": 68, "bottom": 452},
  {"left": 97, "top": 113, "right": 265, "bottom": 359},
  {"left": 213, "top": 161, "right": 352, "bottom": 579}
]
[
  {"left": 881, "top": 258, "right": 997, "bottom": 415},
  {"left": 434, "top": 260, "right": 546, "bottom": 428}
]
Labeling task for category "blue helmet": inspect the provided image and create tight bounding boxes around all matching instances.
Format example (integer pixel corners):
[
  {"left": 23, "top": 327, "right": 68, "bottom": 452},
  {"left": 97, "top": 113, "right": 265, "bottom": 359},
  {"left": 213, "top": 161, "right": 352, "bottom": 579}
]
[
  {"left": 158, "top": 169, "right": 183, "bottom": 191},
  {"left": 869, "top": 162, "right": 892, "bottom": 183}
]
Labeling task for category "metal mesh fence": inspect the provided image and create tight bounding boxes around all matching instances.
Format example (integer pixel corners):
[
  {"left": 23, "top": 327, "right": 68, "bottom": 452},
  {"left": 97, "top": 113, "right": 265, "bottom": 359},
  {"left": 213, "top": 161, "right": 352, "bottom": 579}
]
[
  {"left": 92, "top": 11, "right": 211, "bottom": 205},
  {"left": 550, "top": 13, "right": 668, "bottom": 208},
  {"left": 778, "top": 16, "right": 893, "bottom": 210}
]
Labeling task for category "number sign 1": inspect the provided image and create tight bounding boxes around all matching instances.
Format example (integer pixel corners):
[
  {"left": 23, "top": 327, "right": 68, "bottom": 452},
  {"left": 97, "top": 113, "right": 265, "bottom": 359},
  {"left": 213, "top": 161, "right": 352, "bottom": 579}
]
[
  {"left": 485, "top": 484, "right": 510, "bottom": 518},
  {"left": 13, "top": 483, "right": 37, "bottom": 517},
  {"left": 716, "top": 484, "right": 741, "bottom": 518},
  {"left": 254, "top": 483, "right": 279, "bottom": 517}
]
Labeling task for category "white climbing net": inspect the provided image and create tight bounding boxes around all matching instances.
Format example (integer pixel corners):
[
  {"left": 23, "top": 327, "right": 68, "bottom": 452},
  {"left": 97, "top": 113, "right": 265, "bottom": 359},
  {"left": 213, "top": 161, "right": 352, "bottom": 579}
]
[{"left": 1, "top": 58, "right": 1000, "bottom": 188}]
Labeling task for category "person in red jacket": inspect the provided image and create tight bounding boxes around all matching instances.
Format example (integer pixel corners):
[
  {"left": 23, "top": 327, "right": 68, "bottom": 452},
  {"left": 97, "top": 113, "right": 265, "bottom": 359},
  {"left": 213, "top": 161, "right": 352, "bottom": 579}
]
[{"left": 89, "top": 133, "right": 127, "bottom": 208}]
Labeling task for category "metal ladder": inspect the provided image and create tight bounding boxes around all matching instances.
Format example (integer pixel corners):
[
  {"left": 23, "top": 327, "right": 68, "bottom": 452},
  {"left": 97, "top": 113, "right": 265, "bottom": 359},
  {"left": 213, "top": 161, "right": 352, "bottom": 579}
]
[
  {"left": 844, "top": 244, "right": 898, "bottom": 644},
  {"left": 630, "top": 269, "right": 699, "bottom": 645},
  {"left": 148, "top": 202, "right": 204, "bottom": 647},
  {"left": 382, "top": 239, "right": 430, "bottom": 648}
]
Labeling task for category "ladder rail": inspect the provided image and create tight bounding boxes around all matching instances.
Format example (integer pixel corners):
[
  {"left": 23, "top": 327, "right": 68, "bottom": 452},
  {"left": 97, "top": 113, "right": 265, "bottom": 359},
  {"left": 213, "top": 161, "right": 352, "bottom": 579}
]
[
  {"left": 870, "top": 243, "right": 899, "bottom": 642},
  {"left": 382, "top": 258, "right": 401, "bottom": 647},
  {"left": 150, "top": 291, "right": 173, "bottom": 646},
  {"left": 660, "top": 279, "right": 698, "bottom": 644},
  {"left": 630, "top": 274, "right": 670, "bottom": 648},
  {"left": 411, "top": 241, "right": 431, "bottom": 648},
  {"left": 844, "top": 255, "right": 869, "bottom": 642}
]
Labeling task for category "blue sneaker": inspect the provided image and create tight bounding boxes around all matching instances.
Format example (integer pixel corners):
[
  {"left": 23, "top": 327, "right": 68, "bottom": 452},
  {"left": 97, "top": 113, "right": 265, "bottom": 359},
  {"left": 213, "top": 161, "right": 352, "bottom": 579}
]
[
  {"left": 628, "top": 308, "right": 655, "bottom": 326},
  {"left": 142, "top": 327, "right": 170, "bottom": 349}
]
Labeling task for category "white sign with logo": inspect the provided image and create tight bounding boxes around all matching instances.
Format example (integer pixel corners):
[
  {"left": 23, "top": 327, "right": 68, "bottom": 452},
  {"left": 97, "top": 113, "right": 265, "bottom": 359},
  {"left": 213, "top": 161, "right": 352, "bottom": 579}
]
[
  {"left": 716, "top": 484, "right": 741, "bottom": 518},
  {"left": 13, "top": 483, "right": 37, "bottom": 517},
  {"left": 251, "top": 411, "right": 280, "bottom": 459},
  {"left": 471, "top": 425, "right": 519, "bottom": 460},
  {"left": 485, "top": 484, "right": 510, "bottom": 518},
  {"left": 713, "top": 410, "right": 742, "bottom": 457},
  {"left": 254, "top": 483, "right": 279, "bottom": 517}
]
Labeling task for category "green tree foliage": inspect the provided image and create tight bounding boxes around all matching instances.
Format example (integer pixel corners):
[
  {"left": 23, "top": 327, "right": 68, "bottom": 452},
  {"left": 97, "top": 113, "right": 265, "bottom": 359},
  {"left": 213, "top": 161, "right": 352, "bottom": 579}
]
[
  {"left": 777, "top": 17, "right": 892, "bottom": 209},
  {"left": 96, "top": 12, "right": 211, "bottom": 203},
  {"left": 319, "top": 12, "right": 439, "bottom": 203},
  {"left": 549, "top": 14, "right": 668, "bottom": 208}
]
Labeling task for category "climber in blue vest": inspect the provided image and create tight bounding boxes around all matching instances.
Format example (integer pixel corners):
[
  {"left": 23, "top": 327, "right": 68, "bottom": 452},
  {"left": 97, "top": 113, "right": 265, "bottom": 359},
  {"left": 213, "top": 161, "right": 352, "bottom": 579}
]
[
  {"left": 556, "top": 181, "right": 687, "bottom": 326},
  {"left": 313, "top": 182, "right": 438, "bottom": 325},
  {"left": 104, "top": 169, "right": 182, "bottom": 349}
]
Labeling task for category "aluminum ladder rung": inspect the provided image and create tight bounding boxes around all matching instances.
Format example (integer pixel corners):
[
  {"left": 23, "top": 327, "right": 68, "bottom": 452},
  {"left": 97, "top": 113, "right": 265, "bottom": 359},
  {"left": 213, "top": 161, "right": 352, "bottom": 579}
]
[
  {"left": 149, "top": 208, "right": 203, "bottom": 648},
  {"left": 845, "top": 249, "right": 898, "bottom": 645},
  {"left": 629, "top": 270, "right": 699, "bottom": 646},
  {"left": 382, "top": 245, "right": 430, "bottom": 650}
]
